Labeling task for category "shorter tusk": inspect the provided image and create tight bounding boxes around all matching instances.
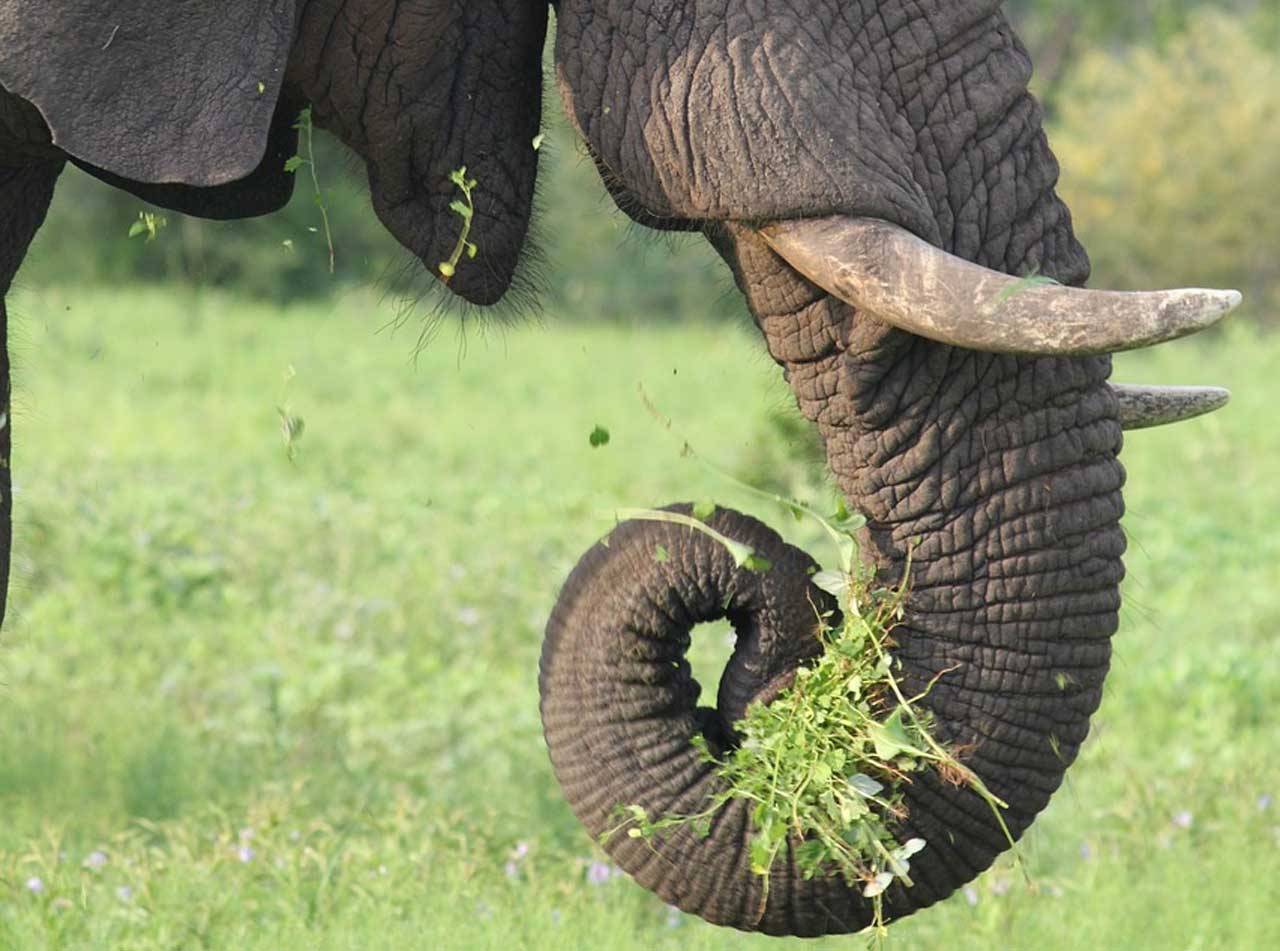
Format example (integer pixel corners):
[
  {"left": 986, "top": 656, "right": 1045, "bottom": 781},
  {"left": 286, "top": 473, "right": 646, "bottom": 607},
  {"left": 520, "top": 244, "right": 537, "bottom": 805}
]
[
  {"left": 1112, "top": 384, "right": 1231, "bottom": 430},
  {"left": 759, "top": 217, "right": 1242, "bottom": 356}
]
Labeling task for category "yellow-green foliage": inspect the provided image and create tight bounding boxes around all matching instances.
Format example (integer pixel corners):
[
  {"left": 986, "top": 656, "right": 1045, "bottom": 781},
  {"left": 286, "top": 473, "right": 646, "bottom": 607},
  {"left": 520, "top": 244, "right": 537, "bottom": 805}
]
[{"left": 1051, "top": 13, "right": 1280, "bottom": 319}]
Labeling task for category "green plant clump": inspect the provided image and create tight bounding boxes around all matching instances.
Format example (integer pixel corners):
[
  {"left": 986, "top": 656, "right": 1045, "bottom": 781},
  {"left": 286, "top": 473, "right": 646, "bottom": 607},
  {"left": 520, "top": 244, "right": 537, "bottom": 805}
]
[{"left": 616, "top": 483, "right": 1014, "bottom": 936}]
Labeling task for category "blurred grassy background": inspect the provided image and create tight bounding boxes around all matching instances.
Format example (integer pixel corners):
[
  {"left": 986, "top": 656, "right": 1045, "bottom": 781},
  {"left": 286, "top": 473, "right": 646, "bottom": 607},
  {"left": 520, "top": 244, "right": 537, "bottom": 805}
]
[
  {"left": 0, "top": 288, "right": 1274, "bottom": 949},
  {"left": 2, "top": 5, "right": 1278, "bottom": 950}
]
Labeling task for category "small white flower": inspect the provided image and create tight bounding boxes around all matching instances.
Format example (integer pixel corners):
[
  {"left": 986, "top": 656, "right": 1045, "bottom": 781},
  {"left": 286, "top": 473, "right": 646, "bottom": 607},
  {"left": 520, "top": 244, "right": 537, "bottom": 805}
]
[
  {"left": 237, "top": 846, "right": 256, "bottom": 863},
  {"left": 1172, "top": 810, "right": 1193, "bottom": 830},
  {"left": 963, "top": 885, "right": 979, "bottom": 907},
  {"left": 85, "top": 850, "right": 108, "bottom": 870},
  {"left": 116, "top": 885, "right": 133, "bottom": 902},
  {"left": 862, "top": 871, "right": 894, "bottom": 898},
  {"left": 25, "top": 877, "right": 44, "bottom": 895}
]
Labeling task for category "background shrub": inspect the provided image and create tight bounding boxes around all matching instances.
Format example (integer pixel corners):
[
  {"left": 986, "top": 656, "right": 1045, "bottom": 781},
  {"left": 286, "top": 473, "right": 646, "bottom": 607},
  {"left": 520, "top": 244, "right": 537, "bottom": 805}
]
[{"left": 1051, "top": 11, "right": 1280, "bottom": 321}]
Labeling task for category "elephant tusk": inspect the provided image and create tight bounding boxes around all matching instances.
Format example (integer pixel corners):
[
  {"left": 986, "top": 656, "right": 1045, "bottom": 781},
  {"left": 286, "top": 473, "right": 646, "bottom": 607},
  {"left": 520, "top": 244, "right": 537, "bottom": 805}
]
[
  {"left": 758, "top": 217, "right": 1242, "bottom": 356},
  {"left": 1112, "top": 383, "right": 1230, "bottom": 430}
]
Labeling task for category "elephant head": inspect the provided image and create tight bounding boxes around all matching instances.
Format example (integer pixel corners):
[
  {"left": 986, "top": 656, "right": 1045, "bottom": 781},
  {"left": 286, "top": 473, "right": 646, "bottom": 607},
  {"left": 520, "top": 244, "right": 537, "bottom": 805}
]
[
  {"left": 538, "top": 0, "right": 1237, "bottom": 936},
  {"left": 0, "top": 0, "right": 547, "bottom": 303},
  {"left": 0, "top": 0, "right": 1238, "bottom": 936}
]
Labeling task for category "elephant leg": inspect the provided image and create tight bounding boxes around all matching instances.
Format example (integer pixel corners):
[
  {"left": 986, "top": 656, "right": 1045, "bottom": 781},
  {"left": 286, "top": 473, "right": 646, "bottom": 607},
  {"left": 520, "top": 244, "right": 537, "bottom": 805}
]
[{"left": 0, "top": 160, "right": 64, "bottom": 630}]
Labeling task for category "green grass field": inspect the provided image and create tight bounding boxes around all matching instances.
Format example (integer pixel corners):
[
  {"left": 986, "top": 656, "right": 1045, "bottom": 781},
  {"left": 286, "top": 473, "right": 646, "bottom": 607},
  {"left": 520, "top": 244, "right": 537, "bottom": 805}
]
[{"left": 0, "top": 285, "right": 1275, "bottom": 950}]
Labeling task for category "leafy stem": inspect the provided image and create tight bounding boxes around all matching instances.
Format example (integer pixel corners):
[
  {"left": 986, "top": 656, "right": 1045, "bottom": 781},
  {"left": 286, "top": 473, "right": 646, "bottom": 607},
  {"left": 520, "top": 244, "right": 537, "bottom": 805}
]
[
  {"left": 639, "top": 384, "right": 863, "bottom": 572},
  {"left": 284, "top": 107, "right": 336, "bottom": 274},
  {"left": 439, "top": 166, "right": 478, "bottom": 280},
  {"left": 613, "top": 507, "right": 772, "bottom": 573}
]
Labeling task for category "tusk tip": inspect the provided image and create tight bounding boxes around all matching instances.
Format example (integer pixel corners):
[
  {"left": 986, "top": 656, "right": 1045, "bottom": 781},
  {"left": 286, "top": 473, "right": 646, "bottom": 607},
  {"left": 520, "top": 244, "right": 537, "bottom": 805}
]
[
  {"left": 1164, "top": 288, "right": 1243, "bottom": 329},
  {"left": 1113, "top": 383, "right": 1231, "bottom": 430},
  {"left": 1185, "top": 385, "right": 1232, "bottom": 415}
]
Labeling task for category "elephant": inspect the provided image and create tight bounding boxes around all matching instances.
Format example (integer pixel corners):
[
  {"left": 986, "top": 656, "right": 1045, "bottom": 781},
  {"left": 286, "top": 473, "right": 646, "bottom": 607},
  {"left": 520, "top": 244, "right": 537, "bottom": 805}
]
[{"left": 0, "top": 0, "right": 1242, "bottom": 938}]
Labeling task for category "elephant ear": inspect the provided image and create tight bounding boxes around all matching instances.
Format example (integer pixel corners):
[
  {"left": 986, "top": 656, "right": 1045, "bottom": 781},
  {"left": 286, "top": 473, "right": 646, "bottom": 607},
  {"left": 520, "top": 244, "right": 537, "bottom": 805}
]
[
  {"left": 0, "top": 0, "right": 296, "bottom": 186},
  {"left": 70, "top": 88, "right": 305, "bottom": 220}
]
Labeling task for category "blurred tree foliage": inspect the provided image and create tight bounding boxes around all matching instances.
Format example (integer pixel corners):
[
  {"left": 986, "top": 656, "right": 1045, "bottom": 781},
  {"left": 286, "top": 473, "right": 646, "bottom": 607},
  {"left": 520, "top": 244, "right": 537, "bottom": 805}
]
[
  {"left": 1051, "top": 11, "right": 1279, "bottom": 319},
  {"left": 1008, "top": 0, "right": 1279, "bottom": 107},
  {"left": 1007, "top": 0, "right": 1278, "bottom": 48},
  {"left": 21, "top": 6, "right": 1278, "bottom": 323}
]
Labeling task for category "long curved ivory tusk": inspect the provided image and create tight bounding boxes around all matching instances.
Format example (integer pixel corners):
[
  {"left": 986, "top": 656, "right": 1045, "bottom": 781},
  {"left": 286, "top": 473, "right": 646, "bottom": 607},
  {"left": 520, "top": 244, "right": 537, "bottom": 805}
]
[
  {"left": 758, "top": 217, "right": 1241, "bottom": 356},
  {"left": 1112, "top": 384, "right": 1230, "bottom": 430}
]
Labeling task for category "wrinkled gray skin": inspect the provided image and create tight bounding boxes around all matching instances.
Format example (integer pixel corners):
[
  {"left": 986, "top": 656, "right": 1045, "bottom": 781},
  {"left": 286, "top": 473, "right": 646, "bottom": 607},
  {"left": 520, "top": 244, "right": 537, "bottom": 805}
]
[{"left": 1, "top": 0, "right": 1129, "bottom": 935}]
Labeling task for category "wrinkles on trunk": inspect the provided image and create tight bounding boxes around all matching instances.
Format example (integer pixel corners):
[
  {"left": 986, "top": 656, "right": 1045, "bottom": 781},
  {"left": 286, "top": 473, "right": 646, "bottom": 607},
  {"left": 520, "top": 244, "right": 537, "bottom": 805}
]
[
  {"left": 541, "top": 507, "right": 853, "bottom": 935},
  {"left": 693, "top": 33, "right": 1125, "bottom": 919},
  {"left": 696, "top": 206, "right": 1125, "bottom": 922}
]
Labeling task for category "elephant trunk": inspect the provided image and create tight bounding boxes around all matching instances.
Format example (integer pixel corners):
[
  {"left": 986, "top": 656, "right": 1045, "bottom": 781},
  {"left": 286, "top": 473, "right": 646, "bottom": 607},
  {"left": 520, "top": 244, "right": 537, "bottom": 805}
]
[
  {"left": 712, "top": 230, "right": 1125, "bottom": 924},
  {"left": 541, "top": 76, "right": 1133, "bottom": 933},
  {"left": 541, "top": 506, "right": 846, "bottom": 933}
]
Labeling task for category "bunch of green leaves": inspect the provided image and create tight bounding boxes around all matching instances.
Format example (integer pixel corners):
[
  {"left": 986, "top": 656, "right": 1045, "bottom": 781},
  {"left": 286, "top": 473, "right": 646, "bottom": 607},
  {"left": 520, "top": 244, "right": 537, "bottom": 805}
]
[{"left": 613, "top": 399, "right": 1018, "bottom": 937}]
